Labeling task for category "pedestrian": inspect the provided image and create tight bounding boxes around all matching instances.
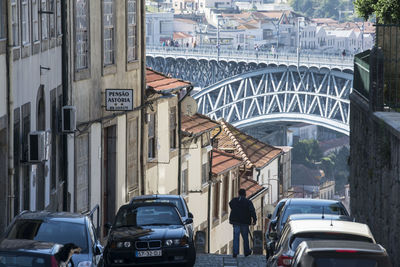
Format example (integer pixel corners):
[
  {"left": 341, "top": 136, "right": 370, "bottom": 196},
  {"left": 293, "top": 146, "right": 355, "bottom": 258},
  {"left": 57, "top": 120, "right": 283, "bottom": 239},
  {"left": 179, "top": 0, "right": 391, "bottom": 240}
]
[
  {"left": 229, "top": 188, "right": 257, "bottom": 258},
  {"left": 342, "top": 49, "right": 346, "bottom": 59},
  {"left": 186, "top": 42, "right": 189, "bottom": 48},
  {"left": 237, "top": 44, "right": 241, "bottom": 51},
  {"left": 55, "top": 243, "right": 81, "bottom": 267}
]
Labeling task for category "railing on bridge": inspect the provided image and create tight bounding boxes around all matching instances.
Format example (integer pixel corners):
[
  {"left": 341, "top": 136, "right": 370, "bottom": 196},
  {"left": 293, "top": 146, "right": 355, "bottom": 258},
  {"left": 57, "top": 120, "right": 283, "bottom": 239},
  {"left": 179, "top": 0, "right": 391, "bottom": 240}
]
[{"left": 146, "top": 45, "right": 354, "bottom": 70}]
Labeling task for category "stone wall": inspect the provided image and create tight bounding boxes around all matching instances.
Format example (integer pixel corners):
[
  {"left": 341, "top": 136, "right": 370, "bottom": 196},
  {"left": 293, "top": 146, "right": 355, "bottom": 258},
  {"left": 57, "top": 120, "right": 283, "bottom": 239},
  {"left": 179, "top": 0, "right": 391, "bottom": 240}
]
[{"left": 350, "top": 91, "right": 400, "bottom": 266}]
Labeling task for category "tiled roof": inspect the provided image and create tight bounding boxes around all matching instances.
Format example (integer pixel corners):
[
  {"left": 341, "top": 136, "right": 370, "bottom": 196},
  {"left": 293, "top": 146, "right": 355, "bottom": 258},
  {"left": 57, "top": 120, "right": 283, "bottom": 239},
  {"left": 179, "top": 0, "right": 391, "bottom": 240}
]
[
  {"left": 173, "top": 32, "right": 193, "bottom": 39},
  {"left": 146, "top": 68, "right": 191, "bottom": 92},
  {"left": 181, "top": 113, "right": 219, "bottom": 136},
  {"left": 240, "top": 177, "right": 267, "bottom": 199},
  {"left": 174, "top": 18, "right": 197, "bottom": 25},
  {"left": 215, "top": 120, "right": 282, "bottom": 168},
  {"left": 212, "top": 149, "right": 243, "bottom": 175}
]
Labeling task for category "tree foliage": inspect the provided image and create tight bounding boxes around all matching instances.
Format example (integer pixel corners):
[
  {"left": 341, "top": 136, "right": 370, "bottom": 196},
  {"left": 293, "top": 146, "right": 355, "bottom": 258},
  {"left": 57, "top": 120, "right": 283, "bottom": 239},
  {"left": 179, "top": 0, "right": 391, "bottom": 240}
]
[
  {"left": 292, "top": 139, "right": 322, "bottom": 166},
  {"left": 354, "top": 0, "right": 400, "bottom": 23},
  {"left": 289, "top": 0, "right": 352, "bottom": 20}
]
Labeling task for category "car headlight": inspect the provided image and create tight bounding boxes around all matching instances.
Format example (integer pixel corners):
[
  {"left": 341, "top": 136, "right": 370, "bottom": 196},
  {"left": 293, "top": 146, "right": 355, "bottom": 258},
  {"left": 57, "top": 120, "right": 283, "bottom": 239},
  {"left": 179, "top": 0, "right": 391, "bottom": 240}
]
[
  {"left": 77, "top": 261, "right": 93, "bottom": 267},
  {"left": 165, "top": 239, "right": 173, "bottom": 246},
  {"left": 111, "top": 241, "right": 132, "bottom": 248},
  {"left": 165, "top": 238, "right": 188, "bottom": 246}
]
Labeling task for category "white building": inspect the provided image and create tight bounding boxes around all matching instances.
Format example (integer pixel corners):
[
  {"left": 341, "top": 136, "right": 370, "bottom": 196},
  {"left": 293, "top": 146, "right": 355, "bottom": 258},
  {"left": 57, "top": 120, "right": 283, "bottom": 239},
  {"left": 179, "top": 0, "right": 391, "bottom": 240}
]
[{"left": 146, "top": 12, "right": 174, "bottom": 45}]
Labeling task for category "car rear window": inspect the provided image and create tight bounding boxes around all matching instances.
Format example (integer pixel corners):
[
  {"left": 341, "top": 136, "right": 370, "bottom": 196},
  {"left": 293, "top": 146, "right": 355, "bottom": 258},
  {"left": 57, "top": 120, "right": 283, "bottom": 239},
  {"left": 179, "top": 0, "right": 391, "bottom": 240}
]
[
  {"left": 290, "top": 233, "right": 374, "bottom": 250},
  {"left": 282, "top": 204, "right": 347, "bottom": 224},
  {"left": 315, "top": 258, "right": 378, "bottom": 267},
  {"left": 132, "top": 198, "right": 185, "bottom": 217},
  {"left": 115, "top": 205, "right": 183, "bottom": 227},
  {"left": 0, "top": 252, "right": 49, "bottom": 267},
  {"left": 7, "top": 220, "right": 88, "bottom": 253}
]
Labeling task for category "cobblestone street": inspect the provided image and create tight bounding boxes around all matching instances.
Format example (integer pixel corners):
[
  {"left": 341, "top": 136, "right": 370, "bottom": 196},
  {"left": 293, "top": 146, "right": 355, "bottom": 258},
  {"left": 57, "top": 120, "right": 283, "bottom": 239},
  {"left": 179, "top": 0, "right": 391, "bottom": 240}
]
[{"left": 194, "top": 253, "right": 266, "bottom": 267}]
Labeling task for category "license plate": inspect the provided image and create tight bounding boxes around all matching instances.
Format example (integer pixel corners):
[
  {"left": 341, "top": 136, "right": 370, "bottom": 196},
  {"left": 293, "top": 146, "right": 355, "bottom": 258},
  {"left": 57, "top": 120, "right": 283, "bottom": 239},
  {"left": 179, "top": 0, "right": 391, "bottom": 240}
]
[{"left": 136, "top": 250, "right": 162, "bottom": 257}]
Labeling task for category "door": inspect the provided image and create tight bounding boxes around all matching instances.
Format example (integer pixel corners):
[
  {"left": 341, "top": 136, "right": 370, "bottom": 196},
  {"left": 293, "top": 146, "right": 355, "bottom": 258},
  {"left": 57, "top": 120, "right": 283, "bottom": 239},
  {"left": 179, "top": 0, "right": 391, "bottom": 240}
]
[
  {"left": 103, "top": 125, "right": 117, "bottom": 228},
  {"left": 37, "top": 98, "right": 45, "bottom": 210}
]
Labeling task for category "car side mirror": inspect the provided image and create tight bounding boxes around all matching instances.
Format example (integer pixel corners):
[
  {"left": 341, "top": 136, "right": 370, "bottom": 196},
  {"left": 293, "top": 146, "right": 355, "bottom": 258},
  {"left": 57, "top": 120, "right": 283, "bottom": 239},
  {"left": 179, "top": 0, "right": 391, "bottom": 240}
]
[
  {"left": 185, "top": 218, "right": 193, "bottom": 225},
  {"left": 188, "top": 212, "right": 194, "bottom": 219},
  {"left": 104, "top": 222, "right": 112, "bottom": 230},
  {"left": 270, "top": 218, "right": 277, "bottom": 227},
  {"left": 94, "top": 243, "right": 103, "bottom": 256},
  {"left": 267, "top": 213, "right": 272, "bottom": 219}
]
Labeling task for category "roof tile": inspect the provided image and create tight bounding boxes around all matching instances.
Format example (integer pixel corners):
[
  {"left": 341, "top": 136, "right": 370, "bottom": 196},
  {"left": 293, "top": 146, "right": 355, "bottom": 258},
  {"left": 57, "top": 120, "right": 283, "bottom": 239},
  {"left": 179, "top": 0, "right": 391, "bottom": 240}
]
[
  {"left": 212, "top": 149, "right": 243, "bottom": 175},
  {"left": 146, "top": 68, "right": 191, "bottom": 92},
  {"left": 181, "top": 113, "right": 219, "bottom": 136},
  {"left": 240, "top": 177, "right": 266, "bottom": 199}
]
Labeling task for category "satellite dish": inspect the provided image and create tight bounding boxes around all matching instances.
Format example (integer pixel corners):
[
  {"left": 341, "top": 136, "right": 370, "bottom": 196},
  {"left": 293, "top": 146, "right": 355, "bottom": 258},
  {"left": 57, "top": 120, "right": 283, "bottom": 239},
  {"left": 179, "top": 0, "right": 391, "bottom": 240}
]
[{"left": 181, "top": 96, "right": 198, "bottom": 116}]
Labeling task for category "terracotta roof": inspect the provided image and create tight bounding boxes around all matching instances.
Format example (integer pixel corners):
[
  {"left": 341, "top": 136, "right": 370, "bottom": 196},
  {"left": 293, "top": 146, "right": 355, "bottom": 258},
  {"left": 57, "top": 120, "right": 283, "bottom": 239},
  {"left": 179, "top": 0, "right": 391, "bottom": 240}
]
[
  {"left": 174, "top": 18, "right": 197, "bottom": 25},
  {"left": 146, "top": 68, "right": 191, "bottom": 92},
  {"left": 173, "top": 32, "right": 193, "bottom": 40},
  {"left": 212, "top": 149, "right": 243, "bottom": 175},
  {"left": 240, "top": 177, "right": 267, "bottom": 199},
  {"left": 181, "top": 113, "right": 219, "bottom": 136},
  {"left": 215, "top": 120, "right": 282, "bottom": 169}
]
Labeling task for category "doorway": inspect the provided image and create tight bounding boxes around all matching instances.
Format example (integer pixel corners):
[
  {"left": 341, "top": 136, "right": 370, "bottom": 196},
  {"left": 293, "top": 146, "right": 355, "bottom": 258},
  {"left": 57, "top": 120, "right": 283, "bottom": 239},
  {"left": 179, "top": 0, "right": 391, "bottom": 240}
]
[
  {"left": 103, "top": 125, "right": 117, "bottom": 229},
  {"left": 36, "top": 96, "right": 45, "bottom": 210}
]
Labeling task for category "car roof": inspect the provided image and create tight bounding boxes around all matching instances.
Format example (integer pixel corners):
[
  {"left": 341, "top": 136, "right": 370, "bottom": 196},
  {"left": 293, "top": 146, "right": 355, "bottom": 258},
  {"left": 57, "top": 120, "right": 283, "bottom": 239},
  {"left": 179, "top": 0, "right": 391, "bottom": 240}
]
[
  {"left": 15, "top": 211, "right": 86, "bottom": 224},
  {"left": 0, "top": 239, "right": 61, "bottom": 255},
  {"left": 301, "top": 240, "right": 386, "bottom": 254},
  {"left": 288, "top": 220, "right": 375, "bottom": 241},
  {"left": 125, "top": 202, "right": 178, "bottom": 208},
  {"left": 288, "top": 214, "right": 353, "bottom": 222},
  {"left": 286, "top": 198, "right": 343, "bottom": 205},
  {"left": 130, "top": 194, "right": 182, "bottom": 202}
]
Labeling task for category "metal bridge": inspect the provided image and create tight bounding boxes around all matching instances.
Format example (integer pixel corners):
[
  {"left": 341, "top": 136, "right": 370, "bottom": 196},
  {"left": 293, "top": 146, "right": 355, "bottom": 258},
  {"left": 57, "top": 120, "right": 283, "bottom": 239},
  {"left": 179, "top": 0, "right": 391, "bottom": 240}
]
[{"left": 146, "top": 46, "right": 354, "bottom": 135}]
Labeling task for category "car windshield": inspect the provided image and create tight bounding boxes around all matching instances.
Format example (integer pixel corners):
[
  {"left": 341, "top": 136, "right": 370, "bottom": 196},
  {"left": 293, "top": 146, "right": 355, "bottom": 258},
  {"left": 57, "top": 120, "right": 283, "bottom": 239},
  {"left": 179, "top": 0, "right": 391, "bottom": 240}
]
[
  {"left": 0, "top": 252, "right": 49, "bottom": 267},
  {"left": 290, "top": 233, "right": 374, "bottom": 250},
  {"left": 315, "top": 258, "right": 378, "bottom": 267},
  {"left": 114, "top": 205, "right": 183, "bottom": 228},
  {"left": 7, "top": 220, "right": 88, "bottom": 253},
  {"left": 282, "top": 203, "right": 347, "bottom": 224},
  {"left": 132, "top": 197, "right": 185, "bottom": 217}
]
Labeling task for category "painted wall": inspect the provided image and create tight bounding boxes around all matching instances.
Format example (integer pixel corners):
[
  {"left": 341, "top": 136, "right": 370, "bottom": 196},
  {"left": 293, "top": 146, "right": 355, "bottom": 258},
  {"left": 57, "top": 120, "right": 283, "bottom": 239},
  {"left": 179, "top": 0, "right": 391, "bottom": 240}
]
[
  {"left": 0, "top": 55, "right": 6, "bottom": 117},
  {"left": 116, "top": 115, "right": 127, "bottom": 208},
  {"left": 255, "top": 158, "right": 280, "bottom": 204},
  {"left": 90, "top": 123, "right": 102, "bottom": 214}
]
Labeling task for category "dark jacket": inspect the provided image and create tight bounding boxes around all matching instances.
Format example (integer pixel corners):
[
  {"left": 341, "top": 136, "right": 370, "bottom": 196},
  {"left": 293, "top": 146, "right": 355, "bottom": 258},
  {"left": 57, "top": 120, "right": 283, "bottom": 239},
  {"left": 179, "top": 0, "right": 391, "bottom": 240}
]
[{"left": 229, "top": 196, "right": 257, "bottom": 225}]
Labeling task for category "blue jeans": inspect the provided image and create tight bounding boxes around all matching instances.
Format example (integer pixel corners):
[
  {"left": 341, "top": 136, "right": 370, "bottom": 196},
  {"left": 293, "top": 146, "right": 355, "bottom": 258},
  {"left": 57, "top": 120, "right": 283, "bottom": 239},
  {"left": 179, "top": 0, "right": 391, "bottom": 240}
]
[{"left": 233, "top": 224, "right": 251, "bottom": 255}]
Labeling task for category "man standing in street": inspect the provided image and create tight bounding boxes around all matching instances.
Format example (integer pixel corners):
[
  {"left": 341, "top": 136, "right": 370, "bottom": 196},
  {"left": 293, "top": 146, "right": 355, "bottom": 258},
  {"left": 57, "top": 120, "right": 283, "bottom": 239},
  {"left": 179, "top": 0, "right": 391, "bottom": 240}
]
[{"left": 229, "top": 188, "right": 257, "bottom": 258}]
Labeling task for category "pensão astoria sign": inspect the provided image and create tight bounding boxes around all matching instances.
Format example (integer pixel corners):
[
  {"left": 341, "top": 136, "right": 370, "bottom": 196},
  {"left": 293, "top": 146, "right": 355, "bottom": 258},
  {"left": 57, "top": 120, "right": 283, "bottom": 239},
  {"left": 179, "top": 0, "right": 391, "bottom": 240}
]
[{"left": 105, "top": 89, "right": 133, "bottom": 111}]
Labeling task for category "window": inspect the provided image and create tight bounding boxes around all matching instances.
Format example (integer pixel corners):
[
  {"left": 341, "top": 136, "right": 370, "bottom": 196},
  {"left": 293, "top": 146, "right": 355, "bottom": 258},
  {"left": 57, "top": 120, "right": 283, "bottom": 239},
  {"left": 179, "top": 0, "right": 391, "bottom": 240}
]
[
  {"left": 126, "top": 0, "right": 137, "bottom": 62},
  {"left": 56, "top": 0, "right": 61, "bottom": 35},
  {"left": 0, "top": 0, "right": 5, "bottom": 39},
  {"left": 32, "top": 0, "right": 39, "bottom": 41},
  {"left": 201, "top": 132, "right": 210, "bottom": 147},
  {"left": 103, "top": 0, "right": 115, "bottom": 66},
  {"left": 181, "top": 165, "right": 188, "bottom": 195},
  {"left": 41, "top": 0, "right": 48, "bottom": 40},
  {"left": 21, "top": 0, "right": 30, "bottom": 45},
  {"left": 49, "top": 0, "right": 55, "bottom": 38},
  {"left": 201, "top": 151, "right": 209, "bottom": 185},
  {"left": 75, "top": 0, "right": 89, "bottom": 70},
  {"left": 213, "top": 180, "right": 220, "bottom": 220},
  {"left": 169, "top": 107, "right": 176, "bottom": 149},
  {"left": 222, "top": 173, "right": 229, "bottom": 215},
  {"left": 11, "top": 0, "right": 19, "bottom": 46},
  {"left": 148, "top": 113, "right": 155, "bottom": 159}
]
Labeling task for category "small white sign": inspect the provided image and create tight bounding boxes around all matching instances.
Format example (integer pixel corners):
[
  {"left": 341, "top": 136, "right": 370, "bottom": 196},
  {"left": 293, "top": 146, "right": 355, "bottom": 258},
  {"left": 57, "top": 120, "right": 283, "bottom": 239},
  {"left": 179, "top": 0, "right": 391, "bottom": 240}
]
[{"left": 105, "top": 89, "right": 133, "bottom": 111}]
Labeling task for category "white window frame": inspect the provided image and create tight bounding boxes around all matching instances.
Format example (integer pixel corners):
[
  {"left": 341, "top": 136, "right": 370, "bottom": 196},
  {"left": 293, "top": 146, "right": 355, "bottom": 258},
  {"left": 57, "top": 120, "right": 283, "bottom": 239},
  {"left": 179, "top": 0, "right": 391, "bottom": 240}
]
[
  {"left": 103, "top": 0, "right": 115, "bottom": 66},
  {"left": 32, "top": 0, "right": 39, "bottom": 42},
  {"left": 11, "top": 0, "right": 19, "bottom": 46},
  {"left": 41, "top": 0, "right": 48, "bottom": 40},
  {"left": 75, "top": 0, "right": 89, "bottom": 70},
  {"left": 56, "top": 0, "right": 61, "bottom": 35},
  {"left": 21, "top": 0, "right": 30, "bottom": 45},
  {"left": 126, "top": 0, "right": 137, "bottom": 62},
  {"left": 49, "top": 0, "right": 55, "bottom": 38},
  {"left": 0, "top": 0, "right": 7, "bottom": 39}
]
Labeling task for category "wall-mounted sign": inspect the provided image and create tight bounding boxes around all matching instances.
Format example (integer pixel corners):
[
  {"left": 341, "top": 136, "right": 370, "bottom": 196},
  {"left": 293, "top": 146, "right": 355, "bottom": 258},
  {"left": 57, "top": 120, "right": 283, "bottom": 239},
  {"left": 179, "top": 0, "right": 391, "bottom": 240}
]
[{"left": 105, "top": 89, "right": 133, "bottom": 111}]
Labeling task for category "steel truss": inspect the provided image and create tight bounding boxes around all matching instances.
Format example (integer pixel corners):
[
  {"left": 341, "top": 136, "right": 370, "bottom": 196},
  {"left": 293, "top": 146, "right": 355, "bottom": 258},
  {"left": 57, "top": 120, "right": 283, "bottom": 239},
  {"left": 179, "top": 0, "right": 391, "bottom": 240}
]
[{"left": 193, "top": 66, "right": 353, "bottom": 135}]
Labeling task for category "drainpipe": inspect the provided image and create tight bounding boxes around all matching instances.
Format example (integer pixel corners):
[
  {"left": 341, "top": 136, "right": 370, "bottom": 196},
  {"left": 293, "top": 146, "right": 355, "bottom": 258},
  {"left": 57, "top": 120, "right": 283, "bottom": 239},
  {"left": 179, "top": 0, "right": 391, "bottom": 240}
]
[
  {"left": 6, "top": 0, "right": 14, "bottom": 222},
  {"left": 207, "top": 126, "right": 221, "bottom": 253},
  {"left": 177, "top": 86, "right": 194, "bottom": 195},
  {"left": 61, "top": 0, "right": 69, "bottom": 211},
  {"left": 256, "top": 168, "right": 261, "bottom": 183},
  {"left": 140, "top": 0, "right": 146, "bottom": 195}
]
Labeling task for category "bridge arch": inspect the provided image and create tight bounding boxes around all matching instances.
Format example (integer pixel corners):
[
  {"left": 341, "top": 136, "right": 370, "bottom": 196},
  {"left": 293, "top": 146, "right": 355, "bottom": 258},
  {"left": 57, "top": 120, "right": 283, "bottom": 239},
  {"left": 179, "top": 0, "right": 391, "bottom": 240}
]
[{"left": 193, "top": 66, "right": 353, "bottom": 135}]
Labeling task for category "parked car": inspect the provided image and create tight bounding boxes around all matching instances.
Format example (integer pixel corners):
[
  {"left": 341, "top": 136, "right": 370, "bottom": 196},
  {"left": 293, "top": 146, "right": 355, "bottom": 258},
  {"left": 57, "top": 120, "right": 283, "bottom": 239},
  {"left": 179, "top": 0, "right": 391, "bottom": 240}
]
[
  {"left": 0, "top": 239, "right": 62, "bottom": 267},
  {"left": 291, "top": 240, "right": 392, "bottom": 267},
  {"left": 265, "top": 198, "right": 288, "bottom": 259},
  {"left": 266, "top": 219, "right": 376, "bottom": 267},
  {"left": 272, "top": 198, "right": 349, "bottom": 237},
  {"left": 3, "top": 210, "right": 103, "bottom": 267},
  {"left": 286, "top": 214, "right": 354, "bottom": 223},
  {"left": 103, "top": 202, "right": 196, "bottom": 267},
  {"left": 130, "top": 194, "right": 194, "bottom": 239}
]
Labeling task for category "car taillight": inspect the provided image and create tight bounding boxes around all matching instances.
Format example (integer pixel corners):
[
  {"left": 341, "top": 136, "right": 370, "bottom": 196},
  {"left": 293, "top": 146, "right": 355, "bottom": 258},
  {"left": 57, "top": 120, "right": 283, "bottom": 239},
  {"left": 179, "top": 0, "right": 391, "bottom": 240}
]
[
  {"left": 51, "top": 256, "right": 58, "bottom": 267},
  {"left": 336, "top": 249, "right": 358, "bottom": 253},
  {"left": 277, "top": 255, "right": 292, "bottom": 267}
]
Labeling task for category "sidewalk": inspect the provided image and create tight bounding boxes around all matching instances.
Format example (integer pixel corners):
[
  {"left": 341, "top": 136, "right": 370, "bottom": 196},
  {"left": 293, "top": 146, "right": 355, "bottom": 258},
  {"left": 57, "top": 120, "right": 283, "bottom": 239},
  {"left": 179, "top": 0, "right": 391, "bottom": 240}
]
[{"left": 195, "top": 253, "right": 266, "bottom": 267}]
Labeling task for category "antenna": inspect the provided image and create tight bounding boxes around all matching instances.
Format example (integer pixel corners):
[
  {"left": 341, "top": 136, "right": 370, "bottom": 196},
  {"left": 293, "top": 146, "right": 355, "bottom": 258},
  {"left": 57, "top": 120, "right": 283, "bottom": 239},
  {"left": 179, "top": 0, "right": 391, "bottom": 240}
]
[
  {"left": 322, "top": 206, "right": 325, "bottom": 219},
  {"left": 330, "top": 216, "right": 333, "bottom": 226}
]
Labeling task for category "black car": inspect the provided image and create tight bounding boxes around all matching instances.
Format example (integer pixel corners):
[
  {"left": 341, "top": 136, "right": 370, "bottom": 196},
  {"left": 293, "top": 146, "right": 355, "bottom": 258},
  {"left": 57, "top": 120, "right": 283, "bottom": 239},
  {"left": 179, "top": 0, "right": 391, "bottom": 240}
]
[
  {"left": 3, "top": 210, "right": 103, "bottom": 267},
  {"left": 0, "top": 239, "right": 62, "bottom": 267},
  {"left": 286, "top": 214, "right": 354, "bottom": 223},
  {"left": 104, "top": 202, "right": 196, "bottom": 267},
  {"left": 272, "top": 198, "right": 349, "bottom": 237},
  {"left": 291, "top": 240, "right": 392, "bottom": 267},
  {"left": 265, "top": 198, "right": 288, "bottom": 259},
  {"left": 130, "top": 195, "right": 194, "bottom": 239}
]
